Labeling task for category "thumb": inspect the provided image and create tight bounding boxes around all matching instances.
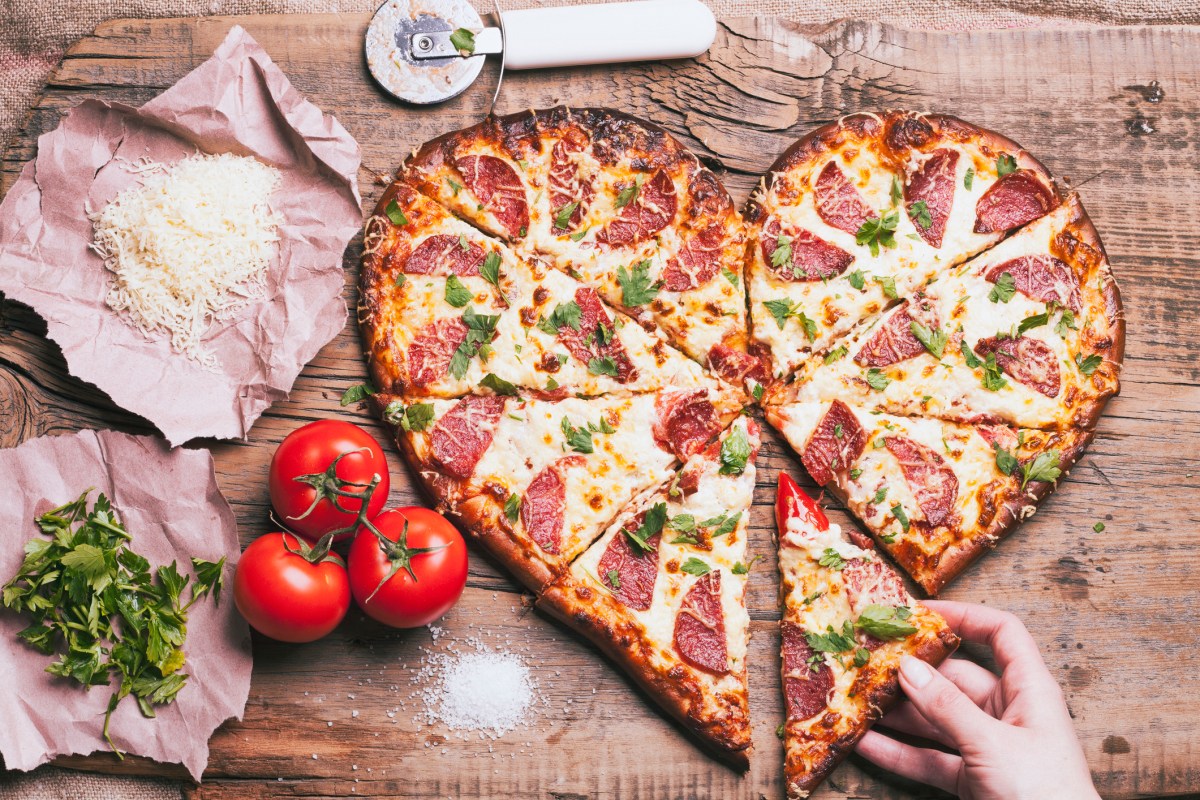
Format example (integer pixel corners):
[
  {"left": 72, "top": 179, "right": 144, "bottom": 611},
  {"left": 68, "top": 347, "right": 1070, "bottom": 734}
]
[{"left": 897, "top": 655, "right": 999, "bottom": 750}]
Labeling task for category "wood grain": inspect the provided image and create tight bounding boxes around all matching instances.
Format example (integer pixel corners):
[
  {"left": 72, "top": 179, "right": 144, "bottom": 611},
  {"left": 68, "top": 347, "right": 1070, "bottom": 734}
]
[{"left": 2, "top": 13, "right": 1199, "bottom": 800}]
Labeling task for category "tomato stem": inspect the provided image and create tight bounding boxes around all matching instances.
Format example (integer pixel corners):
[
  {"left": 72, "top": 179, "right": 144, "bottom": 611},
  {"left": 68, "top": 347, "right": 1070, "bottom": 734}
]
[
  {"left": 363, "top": 517, "right": 449, "bottom": 603},
  {"left": 289, "top": 448, "right": 377, "bottom": 520}
]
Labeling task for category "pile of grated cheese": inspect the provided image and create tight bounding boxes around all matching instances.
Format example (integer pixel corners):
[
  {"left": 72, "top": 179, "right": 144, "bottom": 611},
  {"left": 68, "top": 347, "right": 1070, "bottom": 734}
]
[
  {"left": 90, "top": 152, "right": 283, "bottom": 369},
  {"left": 418, "top": 642, "right": 537, "bottom": 738}
]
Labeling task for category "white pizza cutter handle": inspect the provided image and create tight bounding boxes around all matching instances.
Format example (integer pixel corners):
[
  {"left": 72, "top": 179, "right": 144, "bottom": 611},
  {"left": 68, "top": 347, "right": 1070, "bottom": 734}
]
[{"left": 500, "top": 0, "right": 716, "bottom": 70}]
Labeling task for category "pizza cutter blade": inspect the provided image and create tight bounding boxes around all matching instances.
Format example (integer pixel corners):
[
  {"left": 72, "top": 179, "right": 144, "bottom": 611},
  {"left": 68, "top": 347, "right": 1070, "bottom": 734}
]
[{"left": 366, "top": 0, "right": 717, "bottom": 105}]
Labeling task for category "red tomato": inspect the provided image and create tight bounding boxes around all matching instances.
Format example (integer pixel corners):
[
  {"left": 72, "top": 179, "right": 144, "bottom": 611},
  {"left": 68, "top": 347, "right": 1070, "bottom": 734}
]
[
  {"left": 269, "top": 420, "right": 390, "bottom": 542},
  {"left": 233, "top": 532, "right": 351, "bottom": 643},
  {"left": 348, "top": 508, "right": 468, "bottom": 629},
  {"left": 776, "top": 472, "right": 829, "bottom": 533}
]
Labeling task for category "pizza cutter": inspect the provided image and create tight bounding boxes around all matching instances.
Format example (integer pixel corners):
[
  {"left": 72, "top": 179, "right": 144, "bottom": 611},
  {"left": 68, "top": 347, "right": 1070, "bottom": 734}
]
[{"left": 365, "top": 0, "right": 717, "bottom": 105}]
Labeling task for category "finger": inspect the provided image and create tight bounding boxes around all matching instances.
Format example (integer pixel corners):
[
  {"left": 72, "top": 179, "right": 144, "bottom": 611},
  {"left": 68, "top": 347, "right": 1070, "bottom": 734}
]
[
  {"left": 939, "top": 657, "right": 1000, "bottom": 709},
  {"left": 896, "top": 654, "right": 1001, "bottom": 750},
  {"left": 924, "top": 601, "right": 1059, "bottom": 693},
  {"left": 877, "top": 702, "right": 945, "bottom": 743},
  {"left": 856, "top": 729, "right": 962, "bottom": 794}
]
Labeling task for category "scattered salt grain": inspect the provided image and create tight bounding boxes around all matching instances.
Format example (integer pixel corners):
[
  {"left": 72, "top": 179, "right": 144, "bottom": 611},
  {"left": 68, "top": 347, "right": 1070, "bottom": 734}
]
[{"left": 418, "top": 645, "right": 536, "bottom": 737}]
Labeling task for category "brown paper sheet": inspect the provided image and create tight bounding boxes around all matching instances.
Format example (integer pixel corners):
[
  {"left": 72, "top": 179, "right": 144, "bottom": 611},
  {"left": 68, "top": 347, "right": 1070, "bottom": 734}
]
[
  {"left": 0, "top": 25, "right": 362, "bottom": 446},
  {"left": 0, "top": 429, "right": 251, "bottom": 780}
]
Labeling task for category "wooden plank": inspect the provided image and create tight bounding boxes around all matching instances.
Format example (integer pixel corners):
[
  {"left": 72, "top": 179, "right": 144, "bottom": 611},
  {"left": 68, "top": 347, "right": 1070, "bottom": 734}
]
[{"left": 2, "top": 13, "right": 1199, "bottom": 800}]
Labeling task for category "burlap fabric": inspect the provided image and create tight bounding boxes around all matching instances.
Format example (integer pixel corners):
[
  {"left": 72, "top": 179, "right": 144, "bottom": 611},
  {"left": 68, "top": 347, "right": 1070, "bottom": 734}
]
[{"left": 0, "top": 0, "right": 1194, "bottom": 797}]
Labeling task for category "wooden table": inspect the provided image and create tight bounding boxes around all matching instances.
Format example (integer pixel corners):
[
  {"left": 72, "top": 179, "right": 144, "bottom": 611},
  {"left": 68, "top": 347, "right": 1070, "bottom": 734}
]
[{"left": 2, "top": 13, "right": 1199, "bottom": 800}]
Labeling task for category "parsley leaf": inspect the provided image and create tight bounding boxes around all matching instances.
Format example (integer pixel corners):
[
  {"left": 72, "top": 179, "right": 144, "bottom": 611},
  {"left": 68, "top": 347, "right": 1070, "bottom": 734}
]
[
  {"left": 805, "top": 620, "right": 857, "bottom": 655},
  {"left": 681, "top": 557, "right": 711, "bottom": 576},
  {"left": 847, "top": 270, "right": 866, "bottom": 291},
  {"left": 891, "top": 503, "right": 910, "bottom": 532},
  {"left": 981, "top": 352, "right": 1009, "bottom": 391},
  {"left": 961, "top": 340, "right": 983, "bottom": 368},
  {"left": 874, "top": 274, "right": 898, "bottom": 299},
  {"left": 996, "top": 153, "right": 1018, "bottom": 177},
  {"left": 853, "top": 648, "right": 871, "bottom": 667},
  {"left": 993, "top": 443, "right": 1019, "bottom": 476},
  {"left": 818, "top": 548, "right": 847, "bottom": 570},
  {"left": 1022, "top": 449, "right": 1062, "bottom": 488},
  {"left": 855, "top": 210, "right": 899, "bottom": 257},
  {"left": 561, "top": 417, "right": 595, "bottom": 454},
  {"left": 588, "top": 356, "right": 618, "bottom": 376},
  {"left": 701, "top": 511, "right": 742, "bottom": 538},
  {"left": 480, "top": 251, "right": 502, "bottom": 289},
  {"left": 719, "top": 424, "right": 752, "bottom": 475},
  {"left": 1017, "top": 312, "right": 1050, "bottom": 335},
  {"left": 964, "top": 167, "right": 975, "bottom": 190},
  {"left": 504, "top": 493, "right": 522, "bottom": 522},
  {"left": 449, "top": 306, "right": 500, "bottom": 379},
  {"left": 384, "top": 199, "right": 408, "bottom": 226},
  {"left": 444, "top": 275, "right": 474, "bottom": 308},
  {"left": 722, "top": 267, "right": 740, "bottom": 287},
  {"left": 763, "top": 298, "right": 799, "bottom": 331},
  {"left": 480, "top": 373, "right": 519, "bottom": 396},
  {"left": 569, "top": 227, "right": 590, "bottom": 242},
  {"left": 668, "top": 514, "right": 696, "bottom": 534},
  {"left": 752, "top": 383, "right": 765, "bottom": 402},
  {"left": 909, "top": 200, "right": 933, "bottom": 230},
  {"left": 798, "top": 312, "right": 818, "bottom": 342},
  {"left": 988, "top": 271, "right": 1017, "bottom": 303},
  {"left": 865, "top": 368, "right": 892, "bottom": 391},
  {"left": 606, "top": 569, "right": 621, "bottom": 589},
  {"left": 855, "top": 604, "right": 918, "bottom": 639},
  {"left": 340, "top": 383, "right": 374, "bottom": 406},
  {"left": 770, "top": 235, "right": 793, "bottom": 269},
  {"left": 1075, "top": 353, "right": 1102, "bottom": 375},
  {"left": 553, "top": 201, "right": 579, "bottom": 230},
  {"left": 614, "top": 176, "right": 643, "bottom": 210},
  {"left": 536, "top": 301, "right": 582, "bottom": 336},
  {"left": 910, "top": 322, "right": 948, "bottom": 359},
  {"left": 449, "top": 27, "right": 476, "bottom": 53},
  {"left": 890, "top": 175, "right": 903, "bottom": 206},
  {"left": 384, "top": 400, "right": 435, "bottom": 432},
  {"left": 871, "top": 485, "right": 889, "bottom": 504},
  {"left": 617, "top": 260, "right": 661, "bottom": 307},
  {"left": 624, "top": 503, "right": 666, "bottom": 552},
  {"left": 824, "top": 345, "right": 848, "bottom": 364},
  {"left": 1055, "top": 310, "right": 1078, "bottom": 337}
]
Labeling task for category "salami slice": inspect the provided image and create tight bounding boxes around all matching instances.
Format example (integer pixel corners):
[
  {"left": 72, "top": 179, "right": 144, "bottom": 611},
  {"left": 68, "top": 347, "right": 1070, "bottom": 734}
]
[
  {"left": 707, "top": 343, "right": 770, "bottom": 388},
  {"left": 842, "top": 558, "right": 909, "bottom": 616},
  {"left": 814, "top": 160, "right": 872, "bottom": 234},
  {"left": 408, "top": 317, "right": 468, "bottom": 388},
  {"left": 453, "top": 154, "right": 530, "bottom": 238},
  {"left": 674, "top": 571, "right": 729, "bottom": 674},
  {"left": 974, "top": 169, "right": 1057, "bottom": 234},
  {"left": 521, "top": 456, "right": 584, "bottom": 555},
  {"left": 801, "top": 400, "right": 867, "bottom": 486},
  {"left": 976, "top": 424, "right": 1019, "bottom": 453},
  {"left": 404, "top": 234, "right": 486, "bottom": 277},
  {"left": 884, "top": 437, "right": 959, "bottom": 526},
  {"left": 905, "top": 148, "right": 959, "bottom": 248},
  {"left": 761, "top": 218, "right": 854, "bottom": 282},
  {"left": 596, "top": 513, "right": 662, "bottom": 610},
  {"left": 974, "top": 335, "right": 1062, "bottom": 398},
  {"left": 854, "top": 301, "right": 939, "bottom": 367},
  {"left": 595, "top": 169, "right": 677, "bottom": 248},
  {"left": 653, "top": 389, "right": 720, "bottom": 460},
  {"left": 660, "top": 223, "right": 724, "bottom": 292},
  {"left": 985, "top": 256, "right": 1082, "bottom": 313},
  {"left": 549, "top": 134, "right": 593, "bottom": 232},
  {"left": 429, "top": 395, "right": 506, "bottom": 480},
  {"left": 555, "top": 287, "right": 637, "bottom": 383},
  {"left": 781, "top": 621, "right": 833, "bottom": 721}
]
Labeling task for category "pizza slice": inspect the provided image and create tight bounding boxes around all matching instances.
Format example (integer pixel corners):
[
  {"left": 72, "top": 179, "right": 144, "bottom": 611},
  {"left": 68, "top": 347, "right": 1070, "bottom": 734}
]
[
  {"left": 745, "top": 111, "right": 1060, "bottom": 378},
  {"left": 779, "top": 194, "right": 1124, "bottom": 430},
  {"left": 764, "top": 399, "right": 1093, "bottom": 594},
  {"left": 775, "top": 473, "right": 958, "bottom": 798},
  {"left": 401, "top": 108, "right": 761, "bottom": 389},
  {"left": 376, "top": 385, "right": 743, "bottom": 592},
  {"left": 361, "top": 182, "right": 711, "bottom": 398},
  {"left": 537, "top": 416, "right": 761, "bottom": 768}
]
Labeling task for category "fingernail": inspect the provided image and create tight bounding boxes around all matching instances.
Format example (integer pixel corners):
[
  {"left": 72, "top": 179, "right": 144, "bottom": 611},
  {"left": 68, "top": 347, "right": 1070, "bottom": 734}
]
[{"left": 900, "top": 655, "right": 933, "bottom": 689}]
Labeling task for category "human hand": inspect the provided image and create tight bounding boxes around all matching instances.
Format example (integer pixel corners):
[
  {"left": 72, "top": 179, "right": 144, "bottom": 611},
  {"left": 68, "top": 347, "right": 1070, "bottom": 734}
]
[{"left": 856, "top": 600, "right": 1100, "bottom": 800}]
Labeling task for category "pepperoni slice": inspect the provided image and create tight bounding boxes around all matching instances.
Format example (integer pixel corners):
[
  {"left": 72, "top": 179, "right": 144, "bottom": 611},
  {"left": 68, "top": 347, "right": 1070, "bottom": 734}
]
[
  {"left": 854, "top": 301, "right": 936, "bottom": 368},
  {"left": 974, "top": 169, "right": 1057, "bottom": 234},
  {"left": 429, "top": 395, "right": 506, "bottom": 480},
  {"left": 801, "top": 400, "right": 867, "bottom": 486},
  {"left": 884, "top": 437, "right": 959, "bottom": 527},
  {"left": 408, "top": 317, "right": 469, "bottom": 388},
  {"left": 453, "top": 154, "right": 530, "bottom": 238},
  {"left": 596, "top": 513, "right": 662, "bottom": 610},
  {"left": 595, "top": 170, "right": 677, "bottom": 248},
  {"left": 653, "top": 389, "right": 720, "bottom": 460},
  {"left": 660, "top": 223, "right": 724, "bottom": 292},
  {"left": 549, "top": 134, "right": 594, "bottom": 232},
  {"left": 674, "top": 571, "right": 728, "bottom": 674},
  {"left": 404, "top": 234, "right": 486, "bottom": 277},
  {"left": 520, "top": 456, "right": 584, "bottom": 555},
  {"left": 842, "top": 558, "right": 908, "bottom": 616},
  {"left": 976, "top": 424, "right": 1019, "bottom": 453},
  {"left": 815, "top": 160, "right": 872, "bottom": 234},
  {"left": 985, "top": 255, "right": 1081, "bottom": 313},
  {"left": 707, "top": 343, "right": 771, "bottom": 388},
  {"left": 554, "top": 287, "right": 637, "bottom": 383},
  {"left": 905, "top": 148, "right": 959, "bottom": 248},
  {"left": 974, "top": 335, "right": 1062, "bottom": 397},
  {"left": 781, "top": 621, "right": 833, "bottom": 721},
  {"left": 760, "top": 218, "right": 853, "bottom": 282}
]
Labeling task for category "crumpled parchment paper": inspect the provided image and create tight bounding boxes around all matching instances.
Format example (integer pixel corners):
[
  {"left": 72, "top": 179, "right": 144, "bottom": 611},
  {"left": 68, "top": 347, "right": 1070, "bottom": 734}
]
[
  {"left": 0, "top": 428, "right": 251, "bottom": 781},
  {"left": 0, "top": 25, "right": 362, "bottom": 446}
]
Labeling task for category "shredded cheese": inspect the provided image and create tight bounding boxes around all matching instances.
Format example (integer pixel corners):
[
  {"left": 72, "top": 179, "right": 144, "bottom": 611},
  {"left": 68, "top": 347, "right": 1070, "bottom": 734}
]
[{"left": 90, "top": 152, "right": 282, "bottom": 368}]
